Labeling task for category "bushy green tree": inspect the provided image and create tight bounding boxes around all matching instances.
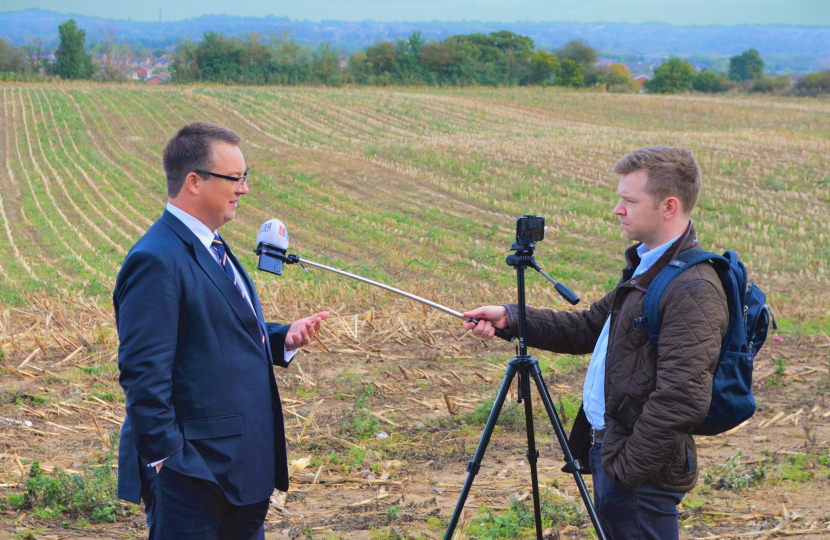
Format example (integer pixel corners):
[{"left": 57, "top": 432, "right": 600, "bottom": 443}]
[
  {"left": 728, "top": 49, "right": 764, "bottom": 82},
  {"left": 420, "top": 40, "right": 462, "bottom": 77},
  {"left": 645, "top": 57, "right": 696, "bottom": 94},
  {"left": 556, "top": 58, "right": 584, "bottom": 87},
  {"left": 312, "top": 42, "right": 341, "bottom": 86},
  {"left": 55, "top": 19, "right": 97, "bottom": 79},
  {"left": 606, "top": 63, "right": 638, "bottom": 92},
  {"left": 0, "top": 39, "right": 28, "bottom": 73},
  {"left": 750, "top": 75, "right": 790, "bottom": 93},
  {"left": 195, "top": 32, "right": 244, "bottom": 82},
  {"left": 364, "top": 41, "right": 398, "bottom": 75},
  {"left": 795, "top": 70, "right": 830, "bottom": 95},
  {"left": 692, "top": 70, "right": 737, "bottom": 92},
  {"left": 171, "top": 38, "right": 199, "bottom": 82},
  {"left": 526, "top": 50, "right": 560, "bottom": 86},
  {"left": 556, "top": 39, "right": 597, "bottom": 66}
]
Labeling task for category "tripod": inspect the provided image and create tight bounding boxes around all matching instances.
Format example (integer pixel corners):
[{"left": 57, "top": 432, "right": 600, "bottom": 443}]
[{"left": 443, "top": 240, "right": 607, "bottom": 540}]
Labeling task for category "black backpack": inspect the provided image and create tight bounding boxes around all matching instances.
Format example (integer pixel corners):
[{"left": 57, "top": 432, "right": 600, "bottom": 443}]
[{"left": 639, "top": 249, "right": 775, "bottom": 436}]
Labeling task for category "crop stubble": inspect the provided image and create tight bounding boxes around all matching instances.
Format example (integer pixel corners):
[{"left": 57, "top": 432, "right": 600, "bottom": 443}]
[{"left": 0, "top": 84, "right": 828, "bottom": 539}]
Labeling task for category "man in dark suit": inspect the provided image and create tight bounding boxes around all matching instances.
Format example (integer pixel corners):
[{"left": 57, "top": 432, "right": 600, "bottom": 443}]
[{"left": 115, "top": 122, "right": 328, "bottom": 539}]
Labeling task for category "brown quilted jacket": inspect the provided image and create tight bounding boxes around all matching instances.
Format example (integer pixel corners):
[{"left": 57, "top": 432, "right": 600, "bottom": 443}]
[{"left": 504, "top": 222, "right": 728, "bottom": 492}]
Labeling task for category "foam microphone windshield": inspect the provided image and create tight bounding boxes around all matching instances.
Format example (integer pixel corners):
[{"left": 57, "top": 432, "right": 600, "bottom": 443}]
[{"left": 255, "top": 219, "right": 290, "bottom": 275}]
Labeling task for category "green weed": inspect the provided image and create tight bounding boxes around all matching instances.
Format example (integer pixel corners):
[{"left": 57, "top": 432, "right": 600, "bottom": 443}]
[
  {"left": 6, "top": 493, "right": 26, "bottom": 508},
  {"left": 703, "top": 450, "right": 767, "bottom": 491},
  {"left": 468, "top": 490, "right": 588, "bottom": 539},
  {"left": 81, "top": 365, "right": 102, "bottom": 376},
  {"left": 348, "top": 446, "right": 367, "bottom": 468},
  {"left": 466, "top": 397, "right": 524, "bottom": 427},
  {"left": 779, "top": 455, "right": 813, "bottom": 484},
  {"left": 12, "top": 430, "right": 133, "bottom": 522},
  {"left": 340, "top": 385, "right": 381, "bottom": 441}
]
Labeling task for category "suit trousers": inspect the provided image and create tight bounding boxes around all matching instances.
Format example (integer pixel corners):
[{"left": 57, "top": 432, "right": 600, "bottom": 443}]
[
  {"left": 142, "top": 466, "right": 268, "bottom": 540},
  {"left": 589, "top": 444, "right": 684, "bottom": 540}
]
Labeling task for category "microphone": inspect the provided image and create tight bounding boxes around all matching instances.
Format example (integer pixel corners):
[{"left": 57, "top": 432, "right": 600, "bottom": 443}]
[{"left": 254, "top": 218, "right": 292, "bottom": 275}]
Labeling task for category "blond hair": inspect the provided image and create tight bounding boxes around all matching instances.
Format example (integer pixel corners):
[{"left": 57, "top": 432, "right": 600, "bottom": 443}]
[{"left": 614, "top": 146, "right": 701, "bottom": 214}]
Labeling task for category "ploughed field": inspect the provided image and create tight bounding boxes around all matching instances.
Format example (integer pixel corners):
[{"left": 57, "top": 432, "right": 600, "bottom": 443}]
[{"left": 0, "top": 84, "right": 828, "bottom": 539}]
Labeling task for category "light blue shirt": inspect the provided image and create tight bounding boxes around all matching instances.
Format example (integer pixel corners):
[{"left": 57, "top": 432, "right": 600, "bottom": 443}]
[{"left": 582, "top": 234, "right": 681, "bottom": 430}]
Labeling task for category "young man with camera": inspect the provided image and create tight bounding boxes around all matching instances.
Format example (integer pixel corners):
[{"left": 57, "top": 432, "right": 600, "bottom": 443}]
[{"left": 464, "top": 146, "right": 729, "bottom": 540}]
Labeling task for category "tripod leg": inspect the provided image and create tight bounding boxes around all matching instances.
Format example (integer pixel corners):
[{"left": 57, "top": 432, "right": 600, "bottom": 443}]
[
  {"left": 519, "top": 373, "right": 544, "bottom": 540},
  {"left": 443, "top": 363, "right": 518, "bottom": 540},
  {"left": 528, "top": 365, "right": 608, "bottom": 540}
]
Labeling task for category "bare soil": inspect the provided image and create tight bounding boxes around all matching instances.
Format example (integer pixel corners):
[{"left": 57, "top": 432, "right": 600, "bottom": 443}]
[{"left": 1, "top": 312, "right": 829, "bottom": 540}]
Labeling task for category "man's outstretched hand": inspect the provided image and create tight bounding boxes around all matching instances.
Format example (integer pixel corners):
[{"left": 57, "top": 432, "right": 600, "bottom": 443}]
[
  {"left": 285, "top": 312, "right": 330, "bottom": 350},
  {"left": 463, "top": 306, "right": 509, "bottom": 340}
]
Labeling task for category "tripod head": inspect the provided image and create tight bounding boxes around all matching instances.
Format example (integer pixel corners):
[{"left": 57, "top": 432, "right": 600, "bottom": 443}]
[{"left": 506, "top": 216, "right": 580, "bottom": 306}]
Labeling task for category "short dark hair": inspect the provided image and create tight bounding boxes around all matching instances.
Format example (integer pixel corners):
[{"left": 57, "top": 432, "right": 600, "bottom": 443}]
[
  {"left": 613, "top": 146, "right": 702, "bottom": 214},
  {"left": 162, "top": 122, "right": 241, "bottom": 198}
]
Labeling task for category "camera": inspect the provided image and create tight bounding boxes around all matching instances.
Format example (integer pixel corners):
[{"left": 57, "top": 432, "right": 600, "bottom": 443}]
[{"left": 516, "top": 215, "right": 545, "bottom": 244}]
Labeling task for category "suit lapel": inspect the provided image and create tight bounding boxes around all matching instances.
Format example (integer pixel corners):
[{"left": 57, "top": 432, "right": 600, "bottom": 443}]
[
  {"left": 225, "top": 241, "right": 271, "bottom": 358},
  {"left": 160, "top": 211, "right": 263, "bottom": 349}
]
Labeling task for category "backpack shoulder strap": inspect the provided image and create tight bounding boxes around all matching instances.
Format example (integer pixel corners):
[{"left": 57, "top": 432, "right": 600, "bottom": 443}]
[{"left": 640, "top": 249, "right": 727, "bottom": 348}]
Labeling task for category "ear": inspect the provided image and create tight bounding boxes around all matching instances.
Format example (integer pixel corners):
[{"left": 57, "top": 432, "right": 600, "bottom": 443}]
[
  {"left": 663, "top": 196, "right": 681, "bottom": 220},
  {"left": 182, "top": 172, "right": 204, "bottom": 197}
]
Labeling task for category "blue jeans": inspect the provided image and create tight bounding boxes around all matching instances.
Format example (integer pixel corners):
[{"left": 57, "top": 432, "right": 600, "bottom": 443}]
[{"left": 589, "top": 444, "right": 684, "bottom": 540}]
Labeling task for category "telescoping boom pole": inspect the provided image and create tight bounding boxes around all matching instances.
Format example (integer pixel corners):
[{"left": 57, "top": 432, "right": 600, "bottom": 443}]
[{"left": 296, "top": 258, "right": 467, "bottom": 320}]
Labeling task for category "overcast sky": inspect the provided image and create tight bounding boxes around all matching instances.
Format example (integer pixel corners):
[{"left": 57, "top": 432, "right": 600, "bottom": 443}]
[{"left": 0, "top": 0, "right": 828, "bottom": 25}]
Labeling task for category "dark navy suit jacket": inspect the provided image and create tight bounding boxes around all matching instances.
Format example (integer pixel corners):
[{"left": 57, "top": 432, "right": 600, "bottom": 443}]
[{"left": 115, "top": 210, "right": 291, "bottom": 506}]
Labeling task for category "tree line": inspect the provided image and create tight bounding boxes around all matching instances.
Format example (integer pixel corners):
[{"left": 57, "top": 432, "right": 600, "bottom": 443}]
[
  {"left": 645, "top": 49, "right": 829, "bottom": 95},
  {"left": 1, "top": 18, "right": 828, "bottom": 96},
  {"left": 170, "top": 30, "right": 640, "bottom": 91}
]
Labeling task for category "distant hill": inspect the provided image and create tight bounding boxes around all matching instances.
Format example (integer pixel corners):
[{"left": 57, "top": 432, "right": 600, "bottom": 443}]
[{"left": 1, "top": 9, "right": 827, "bottom": 73}]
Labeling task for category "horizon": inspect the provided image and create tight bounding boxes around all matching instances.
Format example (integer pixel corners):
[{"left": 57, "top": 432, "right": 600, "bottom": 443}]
[
  {"left": 3, "top": 8, "right": 830, "bottom": 28},
  {"left": 1, "top": 1, "right": 829, "bottom": 26}
]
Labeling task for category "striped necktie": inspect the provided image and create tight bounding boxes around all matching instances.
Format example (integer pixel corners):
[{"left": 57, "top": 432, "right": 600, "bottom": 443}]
[
  {"left": 211, "top": 234, "right": 247, "bottom": 301},
  {"left": 211, "top": 234, "right": 266, "bottom": 346}
]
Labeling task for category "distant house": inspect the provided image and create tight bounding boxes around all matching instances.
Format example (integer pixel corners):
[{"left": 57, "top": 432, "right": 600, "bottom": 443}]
[
  {"left": 146, "top": 72, "right": 170, "bottom": 84},
  {"left": 129, "top": 66, "right": 153, "bottom": 80},
  {"left": 633, "top": 74, "right": 653, "bottom": 90},
  {"left": 155, "top": 56, "right": 172, "bottom": 68},
  {"left": 132, "top": 64, "right": 154, "bottom": 79}
]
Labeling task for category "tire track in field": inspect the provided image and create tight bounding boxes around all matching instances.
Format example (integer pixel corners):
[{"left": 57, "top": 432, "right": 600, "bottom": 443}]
[
  {"left": 24, "top": 88, "right": 127, "bottom": 256},
  {"left": 204, "top": 92, "right": 510, "bottom": 226},
  {"left": 9, "top": 88, "right": 100, "bottom": 277},
  {"left": 295, "top": 90, "right": 419, "bottom": 139},
  {"left": 63, "top": 89, "right": 163, "bottom": 203},
  {"left": 45, "top": 89, "right": 148, "bottom": 235},
  {"left": 34, "top": 89, "right": 139, "bottom": 244},
  {"left": 52, "top": 95, "right": 153, "bottom": 232},
  {"left": 0, "top": 88, "right": 36, "bottom": 279},
  {"left": 92, "top": 89, "right": 160, "bottom": 167},
  {"left": 210, "top": 95, "right": 520, "bottom": 263},
  {"left": 281, "top": 91, "right": 409, "bottom": 143}
]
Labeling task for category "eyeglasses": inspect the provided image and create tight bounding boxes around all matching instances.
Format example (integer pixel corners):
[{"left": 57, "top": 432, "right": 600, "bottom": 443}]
[{"left": 194, "top": 169, "right": 249, "bottom": 186}]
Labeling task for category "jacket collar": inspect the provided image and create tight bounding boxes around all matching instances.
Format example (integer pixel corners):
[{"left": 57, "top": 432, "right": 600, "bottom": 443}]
[
  {"left": 621, "top": 220, "right": 698, "bottom": 292},
  {"left": 159, "top": 210, "right": 265, "bottom": 352}
]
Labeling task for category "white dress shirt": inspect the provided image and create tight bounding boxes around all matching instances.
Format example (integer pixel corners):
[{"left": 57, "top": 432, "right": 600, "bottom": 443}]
[{"left": 150, "top": 204, "right": 297, "bottom": 467}]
